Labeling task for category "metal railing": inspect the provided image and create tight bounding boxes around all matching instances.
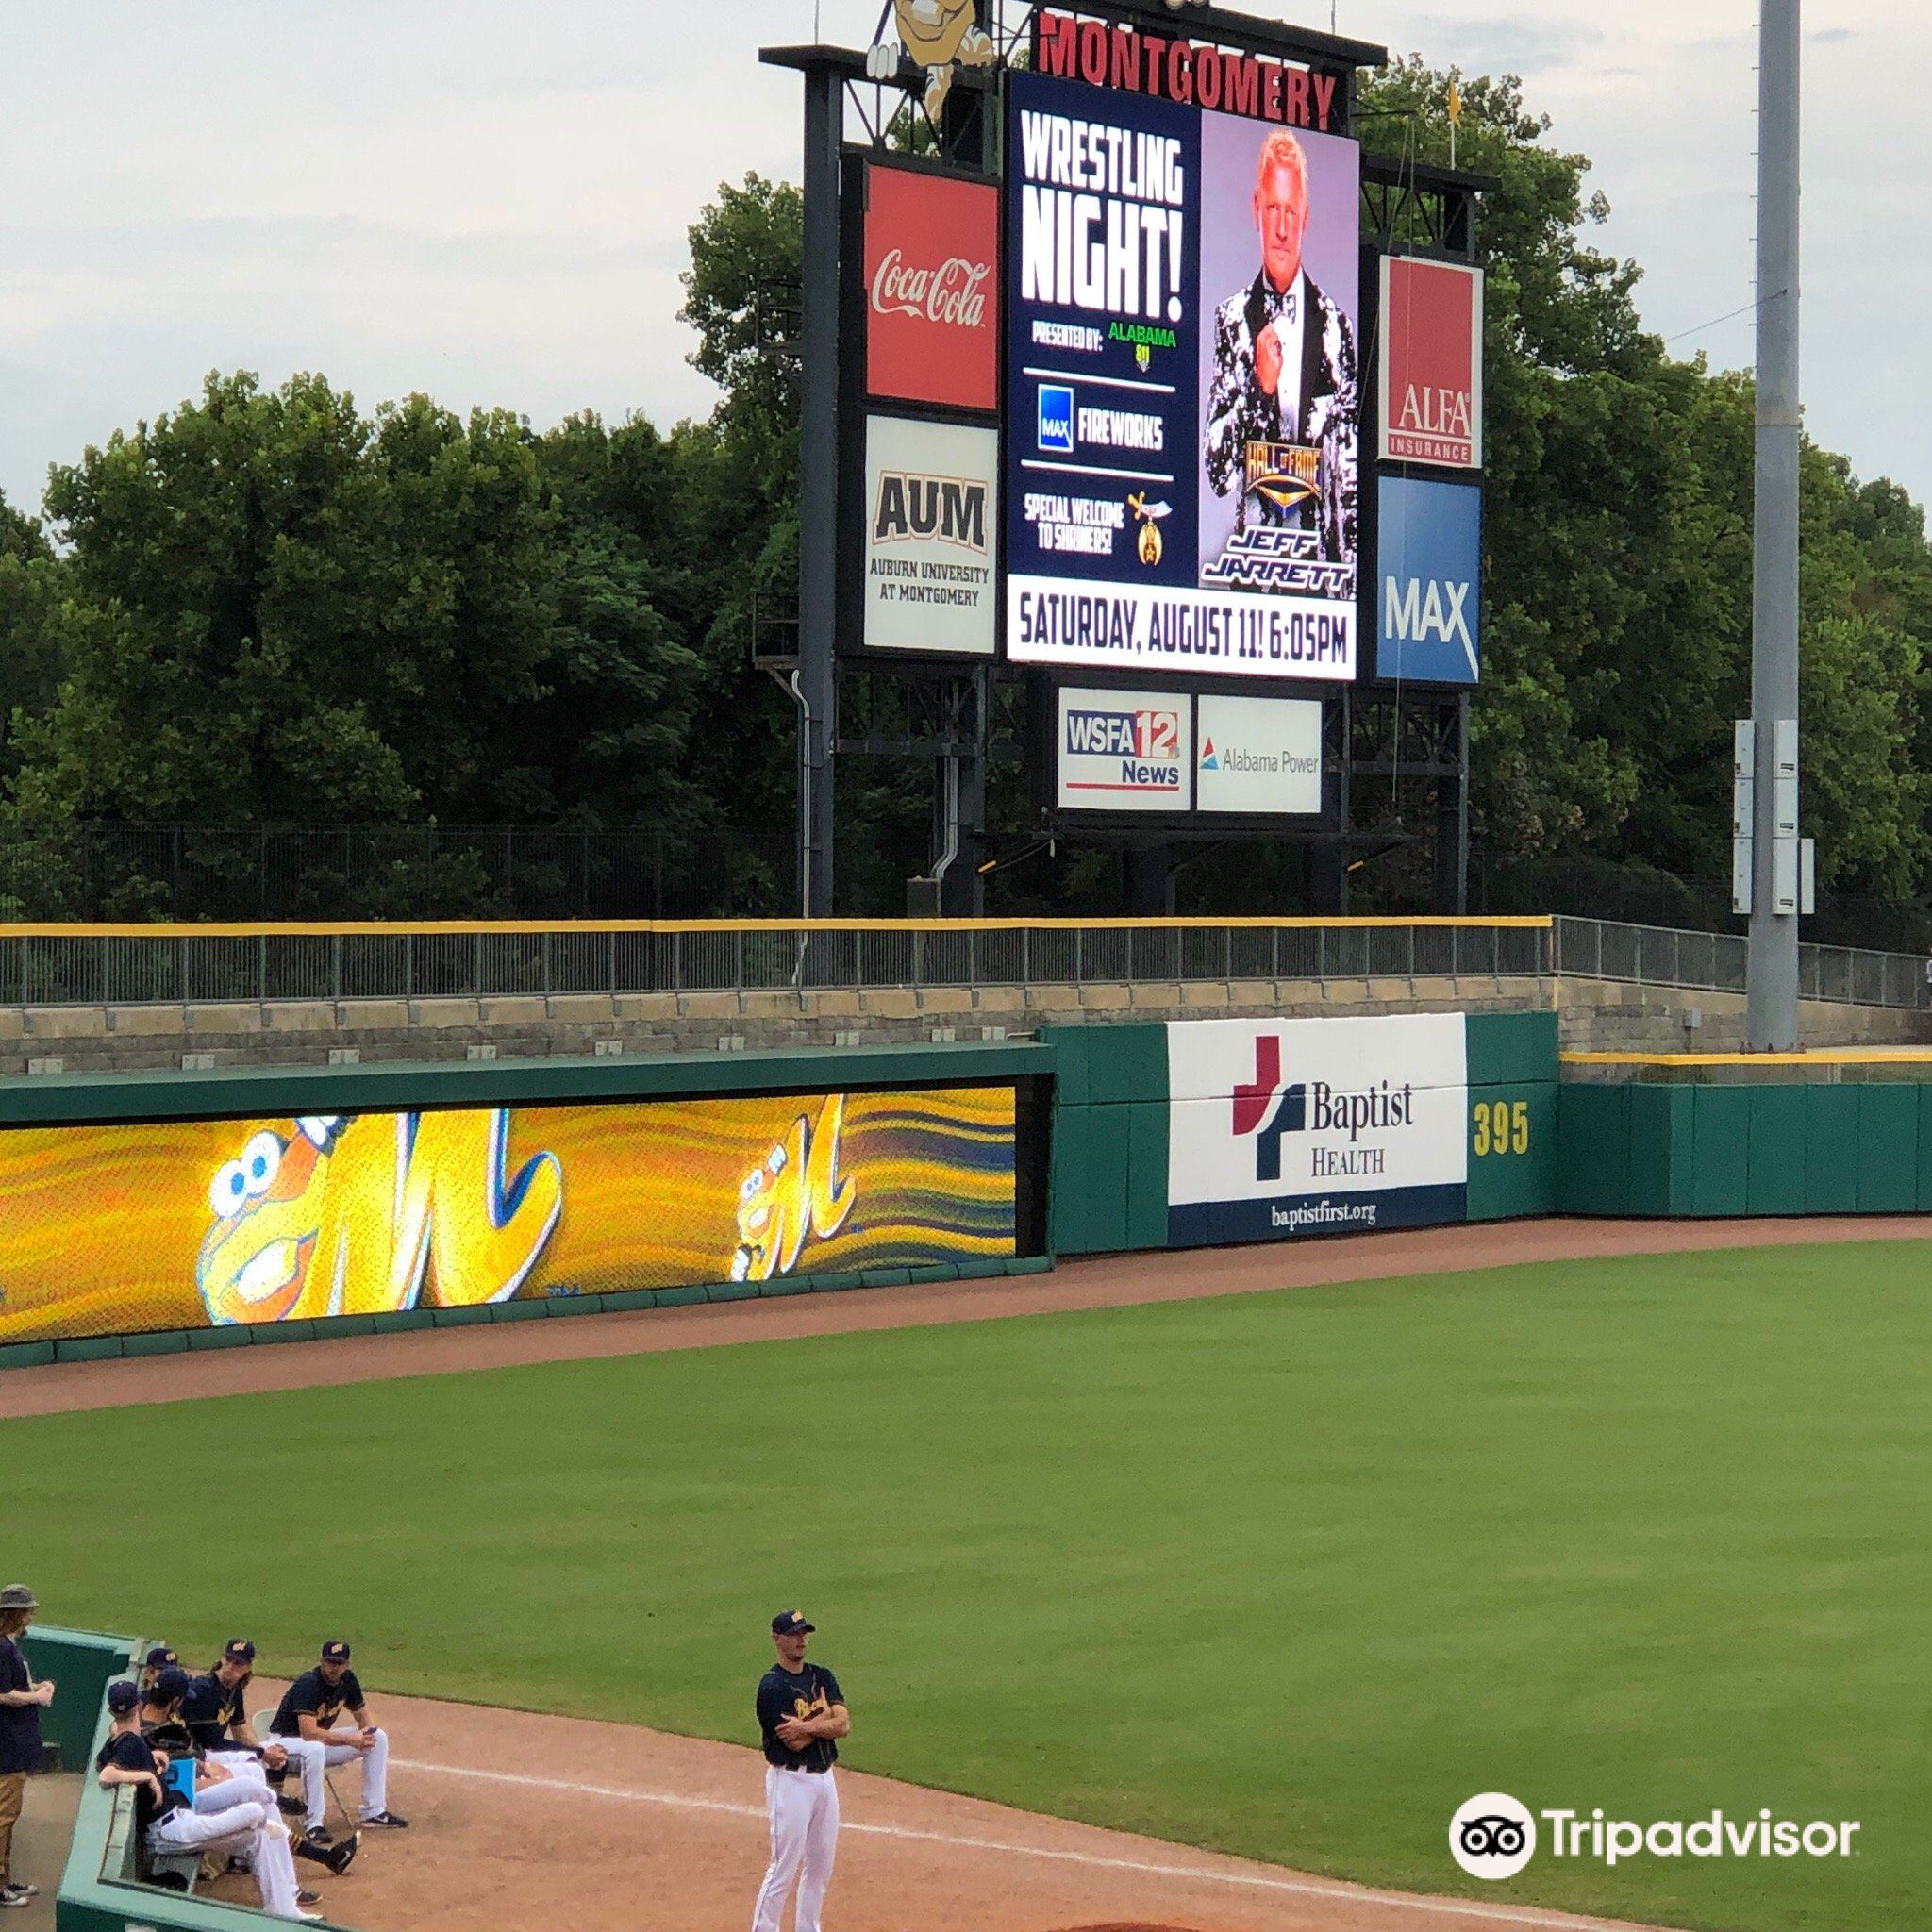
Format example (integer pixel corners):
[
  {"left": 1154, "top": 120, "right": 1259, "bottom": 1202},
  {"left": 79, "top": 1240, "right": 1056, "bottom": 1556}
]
[
  {"left": 1552, "top": 916, "right": 1928, "bottom": 1011},
  {"left": 1, "top": 914, "right": 1923, "bottom": 1011},
  {"left": 0, "top": 917, "right": 1552, "bottom": 1008}
]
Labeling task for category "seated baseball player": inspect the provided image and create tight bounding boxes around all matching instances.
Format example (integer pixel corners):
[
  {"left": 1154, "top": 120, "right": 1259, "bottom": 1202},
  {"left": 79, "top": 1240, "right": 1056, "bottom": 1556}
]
[
  {"left": 183, "top": 1640, "right": 304, "bottom": 1816},
  {"left": 270, "top": 1641, "right": 407, "bottom": 1843},
  {"left": 145, "top": 1667, "right": 356, "bottom": 1881},
  {"left": 97, "top": 1680, "right": 317, "bottom": 1921},
  {"left": 137, "top": 1646, "right": 180, "bottom": 1698}
]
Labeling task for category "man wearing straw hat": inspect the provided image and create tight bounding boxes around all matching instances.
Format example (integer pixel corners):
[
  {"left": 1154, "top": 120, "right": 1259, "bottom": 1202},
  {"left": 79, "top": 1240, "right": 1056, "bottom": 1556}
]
[{"left": 0, "top": 1584, "right": 55, "bottom": 1909}]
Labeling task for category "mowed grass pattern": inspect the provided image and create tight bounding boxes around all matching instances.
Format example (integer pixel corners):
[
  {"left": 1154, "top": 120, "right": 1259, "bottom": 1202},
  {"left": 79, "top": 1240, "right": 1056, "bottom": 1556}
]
[{"left": 8, "top": 1241, "right": 1930, "bottom": 1930}]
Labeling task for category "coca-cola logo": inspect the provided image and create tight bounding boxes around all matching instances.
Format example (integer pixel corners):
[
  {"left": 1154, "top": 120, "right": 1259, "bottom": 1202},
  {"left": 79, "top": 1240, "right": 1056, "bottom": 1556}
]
[{"left": 870, "top": 250, "right": 991, "bottom": 330}]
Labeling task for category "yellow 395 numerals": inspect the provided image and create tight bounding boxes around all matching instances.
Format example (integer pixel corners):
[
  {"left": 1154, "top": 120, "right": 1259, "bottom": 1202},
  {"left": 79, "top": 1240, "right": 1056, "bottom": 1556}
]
[{"left": 1472, "top": 1098, "right": 1530, "bottom": 1157}]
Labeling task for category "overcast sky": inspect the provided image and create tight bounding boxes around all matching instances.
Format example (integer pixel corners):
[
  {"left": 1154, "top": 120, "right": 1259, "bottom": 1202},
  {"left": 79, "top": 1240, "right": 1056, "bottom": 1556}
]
[{"left": 2, "top": 1, "right": 1925, "bottom": 517}]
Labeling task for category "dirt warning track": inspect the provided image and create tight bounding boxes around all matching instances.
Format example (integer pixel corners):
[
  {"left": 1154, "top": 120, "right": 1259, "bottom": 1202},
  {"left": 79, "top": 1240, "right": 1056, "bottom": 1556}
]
[
  {"left": 1, "top": 1214, "right": 1922, "bottom": 1420},
  {"left": 265, "top": 1686, "right": 1668, "bottom": 1932}
]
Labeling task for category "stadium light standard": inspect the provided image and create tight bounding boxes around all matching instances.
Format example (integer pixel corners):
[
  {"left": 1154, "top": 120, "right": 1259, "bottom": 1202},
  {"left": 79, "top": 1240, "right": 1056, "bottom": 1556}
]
[{"left": 1746, "top": 0, "right": 1802, "bottom": 1050}]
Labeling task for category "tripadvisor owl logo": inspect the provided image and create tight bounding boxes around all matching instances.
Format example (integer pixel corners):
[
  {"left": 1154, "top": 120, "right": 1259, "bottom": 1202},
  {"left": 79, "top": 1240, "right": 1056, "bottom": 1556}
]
[
  {"left": 1450, "top": 1792, "right": 1536, "bottom": 1879},
  {"left": 1449, "top": 1791, "right": 1864, "bottom": 1879}
]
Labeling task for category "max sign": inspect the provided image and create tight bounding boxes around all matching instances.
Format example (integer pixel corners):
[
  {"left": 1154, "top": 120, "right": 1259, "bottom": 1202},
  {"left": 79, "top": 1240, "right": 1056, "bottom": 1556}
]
[
  {"left": 1378, "top": 258, "right": 1483, "bottom": 469},
  {"left": 864, "top": 162, "right": 1000, "bottom": 412},
  {"left": 1375, "top": 476, "right": 1481, "bottom": 686}
]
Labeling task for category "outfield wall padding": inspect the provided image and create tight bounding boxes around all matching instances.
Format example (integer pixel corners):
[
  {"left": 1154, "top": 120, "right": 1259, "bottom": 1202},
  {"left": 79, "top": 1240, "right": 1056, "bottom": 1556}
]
[
  {"left": 19, "top": 1626, "right": 134, "bottom": 1774},
  {"left": 1556, "top": 1078, "right": 1932, "bottom": 1217},
  {"left": 1044, "top": 1012, "right": 1560, "bottom": 1257}
]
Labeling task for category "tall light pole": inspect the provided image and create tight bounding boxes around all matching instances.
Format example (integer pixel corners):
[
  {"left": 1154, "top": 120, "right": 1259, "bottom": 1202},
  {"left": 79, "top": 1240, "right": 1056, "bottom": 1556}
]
[{"left": 1747, "top": 0, "right": 1802, "bottom": 1050}]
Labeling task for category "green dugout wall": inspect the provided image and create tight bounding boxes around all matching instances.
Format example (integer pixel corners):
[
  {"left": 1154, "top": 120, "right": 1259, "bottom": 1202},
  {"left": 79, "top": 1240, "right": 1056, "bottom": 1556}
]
[
  {"left": 1044, "top": 1012, "right": 1560, "bottom": 1256},
  {"left": 24, "top": 1627, "right": 349, "bottom": 1932}
]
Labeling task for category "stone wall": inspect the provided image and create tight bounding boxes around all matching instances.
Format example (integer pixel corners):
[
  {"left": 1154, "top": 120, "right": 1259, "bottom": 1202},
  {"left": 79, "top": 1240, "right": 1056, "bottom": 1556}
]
[
  {"left": 1555, "top": 977, "right": 1932, "bottom": 1055},
  {"left": 2, "top": 972, "right": 1924, "bottom": 1078}
]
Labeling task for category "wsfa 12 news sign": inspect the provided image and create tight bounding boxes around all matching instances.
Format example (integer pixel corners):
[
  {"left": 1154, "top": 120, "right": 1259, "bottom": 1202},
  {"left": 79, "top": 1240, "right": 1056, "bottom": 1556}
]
[
  {"left": 1005, "top": 69, "right": 1360, "bottom": 684},
  {"left": 1166, "top": 1013, "right": 1468, "bottom": 1245},
  {"left": 1056, "top": 685, "right": 1191, "bottom": 811}
]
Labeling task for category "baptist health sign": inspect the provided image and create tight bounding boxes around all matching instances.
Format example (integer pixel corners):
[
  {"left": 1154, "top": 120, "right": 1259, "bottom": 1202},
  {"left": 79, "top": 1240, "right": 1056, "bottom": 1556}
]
[
  {"left": 1375, "top": 476, "right": 1481, "bottom": 686},
  {"left": 1166, "top": 1013, "right": 1468, "bottom": 1245}
]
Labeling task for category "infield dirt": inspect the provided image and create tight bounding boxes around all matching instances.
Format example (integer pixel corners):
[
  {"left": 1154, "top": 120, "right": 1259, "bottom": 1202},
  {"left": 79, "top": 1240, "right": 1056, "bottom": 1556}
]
[{"left": 200, "top": 1683, "right": 1665, "bottom": 1932}]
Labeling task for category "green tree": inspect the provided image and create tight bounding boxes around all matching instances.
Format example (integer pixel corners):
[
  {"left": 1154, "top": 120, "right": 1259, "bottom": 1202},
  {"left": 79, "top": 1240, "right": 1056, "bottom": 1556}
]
[{"left": 1359, "top": 60, "right": 1932, "bottom": 899}]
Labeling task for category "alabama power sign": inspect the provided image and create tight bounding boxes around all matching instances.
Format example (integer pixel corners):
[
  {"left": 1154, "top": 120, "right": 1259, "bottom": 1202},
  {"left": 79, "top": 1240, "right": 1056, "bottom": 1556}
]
[
  {"left": 1378, "top": 258, "right": 1483, "bottom": 469},
  {"left": 1166, "top": 1013, "right": 1469, "bottom": 1244},
  {"left": 864, "top": 162, "right": 999, "bottom": 412}
]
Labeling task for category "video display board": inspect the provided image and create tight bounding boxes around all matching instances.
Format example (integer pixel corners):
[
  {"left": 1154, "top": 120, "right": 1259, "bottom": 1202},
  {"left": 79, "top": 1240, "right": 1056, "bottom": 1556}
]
[
  {"left": 0, "top": 1088, "right": 1019, "bottom": 1344},
  {"left": 1005, "top": 67, "right": 1360, "bottom": 684}
]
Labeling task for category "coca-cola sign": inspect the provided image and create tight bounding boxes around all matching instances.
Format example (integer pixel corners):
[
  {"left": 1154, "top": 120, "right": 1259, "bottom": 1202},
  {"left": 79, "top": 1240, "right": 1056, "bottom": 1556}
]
[
  {"left": 863, "top": 163, "right": 999, "bottom": 411},
  {"left": 871, "top": 251, "right": 991, "bottom": 330}
]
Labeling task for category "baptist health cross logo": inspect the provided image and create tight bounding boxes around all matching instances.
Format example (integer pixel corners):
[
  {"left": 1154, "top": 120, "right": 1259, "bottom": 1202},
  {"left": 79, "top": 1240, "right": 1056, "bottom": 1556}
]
[{"left": 1231, "top": 1035, "right": 1304, "bottom": 1182}]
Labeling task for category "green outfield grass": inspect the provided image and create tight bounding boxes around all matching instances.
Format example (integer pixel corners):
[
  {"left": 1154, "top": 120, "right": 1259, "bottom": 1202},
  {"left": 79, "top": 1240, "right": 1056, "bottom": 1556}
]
[{"left": 8, "top": 1240, "right": 1929, "bottom": 1931}]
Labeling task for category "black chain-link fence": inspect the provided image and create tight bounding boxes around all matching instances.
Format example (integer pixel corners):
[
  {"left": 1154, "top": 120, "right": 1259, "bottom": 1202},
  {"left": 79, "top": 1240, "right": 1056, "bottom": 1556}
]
[{"left": 3, "top": 824, "right": 1929, "bottom": 953}]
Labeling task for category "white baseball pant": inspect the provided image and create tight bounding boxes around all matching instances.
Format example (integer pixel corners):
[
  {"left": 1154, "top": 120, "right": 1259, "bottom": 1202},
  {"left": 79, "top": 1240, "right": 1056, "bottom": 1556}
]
[
  {"left": 148, "top": 1799, "right": 302, "bottom": 1918},
  {"left": 750, "top": 1765, "right": 839, "bottom": 1932},
  {"left": 202, "top": 1755, "right": 277, "bottom": 1806},
  {"left": 279, "top": 1728, "right": 389, "bottom": 1829}
]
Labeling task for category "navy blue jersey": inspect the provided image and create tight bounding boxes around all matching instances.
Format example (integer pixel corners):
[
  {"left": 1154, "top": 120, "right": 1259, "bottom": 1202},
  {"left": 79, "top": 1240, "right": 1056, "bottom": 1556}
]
[
  {"left": 97, "top": 1726, "right": 185, "bottom": 1834},
  {"left": 756, "top": 1662, "right": 843, "bottom": 1773},
  {"left": 272, "top": 1667, "right": 363, "bottom": 1738},
  {"left": 182, "top": 1672, "right": 250, "bottom": 1756},
  {"left": 0, "top": 1637, "right": 39, "bottom": 1775}
]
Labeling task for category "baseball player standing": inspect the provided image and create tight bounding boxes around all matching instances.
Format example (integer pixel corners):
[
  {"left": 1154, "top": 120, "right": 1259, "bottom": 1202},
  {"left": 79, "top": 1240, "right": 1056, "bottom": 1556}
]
[{"left": 750, "top": 1610, "right": 848, "bottom": 1932}]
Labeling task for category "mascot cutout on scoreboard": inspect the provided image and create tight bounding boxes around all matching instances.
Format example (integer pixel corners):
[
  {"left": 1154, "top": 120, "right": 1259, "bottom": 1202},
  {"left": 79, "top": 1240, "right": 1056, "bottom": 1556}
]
[
  {"left": 729, "top": 1094, "right": 858, "bottom": 1284},
  {"left": 196, "top": 1111, "right": 563, "bottom": 1324},
  {"left": 866, "top": 0, "right": 996, "bottom": 125}
]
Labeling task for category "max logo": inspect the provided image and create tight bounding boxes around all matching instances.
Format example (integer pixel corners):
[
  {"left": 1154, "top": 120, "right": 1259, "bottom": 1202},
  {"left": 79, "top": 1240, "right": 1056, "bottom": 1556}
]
[
  {"left": 1384, "top": 575, "right": 1477, "bottom": 678},
  {"left": 1232, "top": 1036, "right": 1305, "bottom": 1182}
]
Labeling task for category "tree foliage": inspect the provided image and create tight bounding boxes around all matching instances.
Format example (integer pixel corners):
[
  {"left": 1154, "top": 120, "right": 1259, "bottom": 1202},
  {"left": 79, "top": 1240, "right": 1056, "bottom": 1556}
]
[
  {"left": 1, "top": 66, "right": 1928, "bottom": 917},
  {"left": 1361, "top": 59, "right": 1932, "bottom": 895}
]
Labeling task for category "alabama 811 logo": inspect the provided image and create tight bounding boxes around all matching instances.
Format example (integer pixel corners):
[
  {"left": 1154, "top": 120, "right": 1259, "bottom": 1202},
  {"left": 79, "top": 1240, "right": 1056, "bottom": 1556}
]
[{"left": 1450, "top": 1791, "right": 1537, "bottom": 1879}]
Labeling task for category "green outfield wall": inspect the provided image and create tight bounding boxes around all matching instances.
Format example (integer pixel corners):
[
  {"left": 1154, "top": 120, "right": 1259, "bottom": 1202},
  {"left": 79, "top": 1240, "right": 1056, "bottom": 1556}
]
[
  {"left": 1044, "top": 1011, "right": 1560, "bottom": 1256},
  {"left": 4, "top": 1019, "right": 1926, "bottom": 1372},
  {"left": 1557, "top": 1079, "right": 1932, "bottom": 1217}
]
